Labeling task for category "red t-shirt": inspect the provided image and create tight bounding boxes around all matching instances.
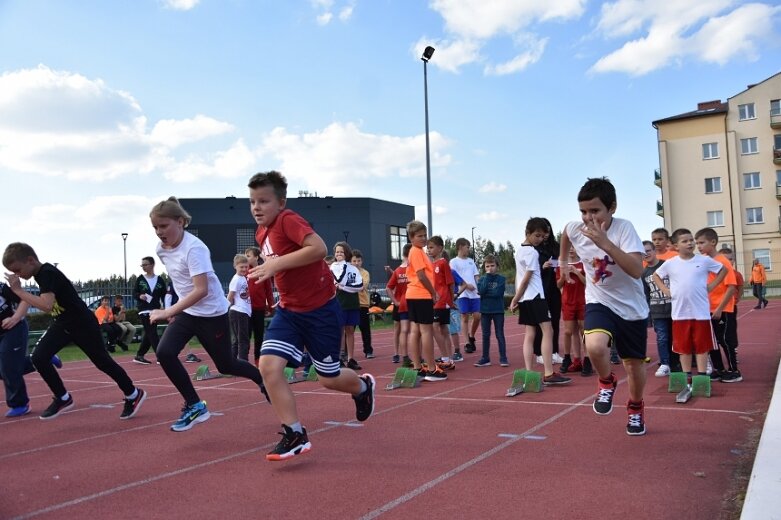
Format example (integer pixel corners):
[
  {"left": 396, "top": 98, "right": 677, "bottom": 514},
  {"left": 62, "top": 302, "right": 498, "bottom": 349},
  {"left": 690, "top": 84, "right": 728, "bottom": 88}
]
[
  {"left": 387, "top": 266, "right": 408, "bottom": 312},
  {"left": 432, "top": 257, "right": 454, "bottom": 309},
  {"left": 557, "top": 261, "right": 586, "bottom": 309},
  {"left": 255, "top": 209, "right": 334, "bottom": 312},
  {"left": 248, "top": 275, "right": 274, "bottom": 311}
]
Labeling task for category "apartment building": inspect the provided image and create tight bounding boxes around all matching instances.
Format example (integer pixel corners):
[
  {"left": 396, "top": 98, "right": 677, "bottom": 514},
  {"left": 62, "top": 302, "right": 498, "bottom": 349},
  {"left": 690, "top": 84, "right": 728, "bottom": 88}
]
[{"left": 653, "top": 71, "right": 781, "bottom": 280}]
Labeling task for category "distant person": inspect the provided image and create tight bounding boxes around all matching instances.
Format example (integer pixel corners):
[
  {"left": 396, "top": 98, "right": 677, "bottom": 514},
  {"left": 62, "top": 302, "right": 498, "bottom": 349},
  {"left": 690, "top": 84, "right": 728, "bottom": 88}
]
[
  {"left": 351, "top": 249, "right": 374, "bottom": 359},
  {"left": 475, "top": 255, "right": 508, "bottom": 367},
  {"left": 449, "top": 238, "right": 480, "bottom": 354},
  {"left": 427, "top": 236, "right": 455, "bottom": 370},
  {"left": 641, "top": 241, "right": 677, "bottom": 376},
  {"left": 112, "top": 295, "right": 136, "bottom": 348},
  {"left": 133, "top": 256, "right": 167, "bottom": 365},
  {"left": 330, "top": 241, "right": 364, "bottom": 370},
  {"left": 148, "top": 197, "right": 268, "bottom": 432},
  {"left": 95, "top": 296, "right": 125, "bottom": 352},
  {"left": 750, "top": 258, "right": 769, "bottom": 309},
  {"left": 3, "top": 242, "right": 146, "bottom": 420},
  {"left": 650, "top": 228, "right": 678, "bottom": 261},
  {"left": 557, "top": 246, "right": 588, "bottom": 375},
  {"left": 227, "top": 254, "right": 252, "bottom": 361},
  {"left": 247, "top": 171, "right": 374, "bottom": 461},
  {"left": 559, "top": 177, "right": 649, "bottom": 435},
  {"left": 386, "top": 244, "right": 411, "bottom": 365},
  {"left": 245, "top": 246, "right": 275, "bottom": 366},
  {"left": 532, "top": 218, "right": 563, "bottom": 364}
]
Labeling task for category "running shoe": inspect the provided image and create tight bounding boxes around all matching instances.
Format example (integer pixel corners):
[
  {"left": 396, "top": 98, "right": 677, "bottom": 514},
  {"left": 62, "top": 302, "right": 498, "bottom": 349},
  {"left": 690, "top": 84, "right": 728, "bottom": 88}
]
[
  {"left": 424, "top": 367, "right": 448, "bottom": 382},
  {"left": 626, "top": 402, "right": 646, "bottom": 436},
  {"left": 437, "top": 360, "right": 456, "bottom": 371},
  {"left": 609, "top": 350, "right": 620, "bottom": 365},
  {"left": 569, "top": 359, "right": 583, "bottom": 373},
  {"left": 352, "top": 374, "right": 375, "bottom": 422},
  {"left": 581, "top": 357, "right": 594, "bottom": 377},
  {"left": 133, "top": 356, "right": 152, "bottom": 365},
  {"left": 6, "top": 405, "right": 31, "bottom": 418},
  {"left": 593, "top": 374, "right": 617, "bottom": 415},
  {"left": 185, "top": 353, "right": 202, "bottom": 363},
  {"left": 40, "top": 395, "right": 74, "bottom": 420},
  {"left": 452, "top": 351, "right": 464, "bottom": 362},
  {"left": 392, "top": 354, "right": 400, "bottom": 364},
  {"left": 720, "top": 370, "right": 743, "bottom": 383},
  {"left": 543, "top": 373, "right": 572, "bottom": 385},
  {"left": 170, "top": 401, "right": 210, "bottom": 432},
  {"left": 559, "top": 356, "right": 572, "bottom": 373},
  {"left": 654, "top": 364, "right": 670, "bottom": 377},
  {"left": 474, "top": 358, "right": 491, "bottom": 367},
  {"left": 347, "top": 358, "right": 362, "bottom": 370},
  {"left": 365, "top": 352, "right": 375, "bottom": 359},
  {"left": 120, "top": 388, "right": 147, "bottom": 419},
  {"left": 499, "top": 359, "right": 510, "bottom": 367},
  {"left": 266, "top": 425, "right": 311, "bottom": 461}
]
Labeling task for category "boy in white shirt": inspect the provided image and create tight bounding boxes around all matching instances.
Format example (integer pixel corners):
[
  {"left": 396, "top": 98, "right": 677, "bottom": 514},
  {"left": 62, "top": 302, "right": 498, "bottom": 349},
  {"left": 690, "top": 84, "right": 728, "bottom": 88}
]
[
  {"left": 228, "top": 254, "right": 252, "bottom": 361},
  {"left": 449, "top": 239, "right": 480, "bottom": 353}
]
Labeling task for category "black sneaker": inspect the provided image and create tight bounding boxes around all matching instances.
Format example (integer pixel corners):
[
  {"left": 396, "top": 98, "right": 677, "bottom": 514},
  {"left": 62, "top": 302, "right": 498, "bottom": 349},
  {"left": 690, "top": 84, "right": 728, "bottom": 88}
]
[
  {"left": 593, "top": 374, "right": 617, "bottom": 415},
  {"left": 560, "top": 356, "right": 572, "bottom": 374},
  {"left": 474, "top": 358, "right": 491, "bottom": 367},
  {"left": 353, "top": 374, "right": 375, "bottom": 422},
  {"left": 720, "top": 370, "right": 743, "bottom": 383},
  {"left": 106, "top": 344, "right": 116, "bottom": 353},
  {"left": 392, "top": 354, "right": 400, "bottom": 364},
  {"left": 424, "top": 368, "right": 448, "bottom": 382},
  {"left": 543, "top": 373, "right": 572, "bottom": 385},
  {"left": 120, "top": 388, "right": 147, "bottom": 419},
  {"left": 117, "top": 341, "right": 129, "bottom": 352},
  {"left": 609, "top": 350, "right": 620, "bottom": 365},
  {"left": 347, "top": 358, "right": 362, "bottom": 370},
  {"left": 266, "top": 425, "right": 311, "bottom": 461},
  {"left": 40, "top": 395, "right": 74, "bottom": 420},
  {"left": 185, "top": 353, "right": 201, "bottom": 363},
  {"left": 581, "top": 357, "right": 594, "bottom": 377},
  {"left": 626, "top": 403, "right": 646, "bottom": 436},
  {"left": 365, "top": 352, "right": 375, "bottom": 359},
  {"left": 133, "top": 356, "right": 152, "bottom": 365},
  {"left": 709, "top": 370, "right": 723, "bottom": 381}
]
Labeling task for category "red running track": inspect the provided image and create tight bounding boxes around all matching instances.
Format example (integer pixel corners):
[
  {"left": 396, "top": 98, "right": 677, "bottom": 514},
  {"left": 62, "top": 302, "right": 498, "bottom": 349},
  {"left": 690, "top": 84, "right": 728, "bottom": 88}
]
[{"left": 2, "top": 304, "right": 778, "bottom": 519}]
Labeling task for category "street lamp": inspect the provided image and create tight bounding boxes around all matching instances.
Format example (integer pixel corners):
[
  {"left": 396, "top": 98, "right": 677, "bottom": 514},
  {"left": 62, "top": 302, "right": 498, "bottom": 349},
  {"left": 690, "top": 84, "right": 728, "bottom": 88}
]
[
  {"left": 421, "top": 45, "right": 435, "bottom": 235},
  {"left": 121, "top": 233, "right": 128, "bottom": 286}
]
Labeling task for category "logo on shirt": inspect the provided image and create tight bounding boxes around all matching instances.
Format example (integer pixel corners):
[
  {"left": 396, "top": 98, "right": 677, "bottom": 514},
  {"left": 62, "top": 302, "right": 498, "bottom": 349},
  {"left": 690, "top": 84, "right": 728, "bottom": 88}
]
[{"left": 591, "top": 255, "right": 615, "bottom": 284}]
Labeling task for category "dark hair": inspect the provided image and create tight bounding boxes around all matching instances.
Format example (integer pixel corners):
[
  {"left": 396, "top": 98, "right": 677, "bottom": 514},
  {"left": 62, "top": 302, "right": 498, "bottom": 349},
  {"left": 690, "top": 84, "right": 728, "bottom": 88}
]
[
  {"left": 352, "top": 248, "right": 363, "bottom": 259},
  {"left": 454, "top": 237, "right": 470, "bottom": 249},
  {"left": 483, "top": 254, "right": 498, "bottom": 267},
  {"left": 642, "top": 240, "right": 653, "bottom": 248},
  {"left": 142, "top": 256, "right": 155, "bottom": 266},
  {"left": 719, "top": 246, "right": 733, "bottom": 254},
  {"left": 402, "top": 243, "right": 413, "bottom": 257},
  {"left": 538, "top": 217, "right": 559, "bottom": 256},
  {"left": 671, "top": 228, "right": 692, "bottom": 244},
  {"left": 428, "top": 235, "right": 444, "bottom": 247},
  {"left": 526, "top": 217, "right": 548, "bottom": 235},
  {"left": 248, "top": 170, "right": 287, "bottom": 200},
  {"left": 651, "top": 228, "right": 670, "bottom": 239},
  {"left": 694, "top": 227, "right": 719, "bottom": 242},
  {"left": 577, "top": 177, "right": 616, "bottom": 210},
  {"left": 334, "top": 241, "right": 353, "bottom": 261}
]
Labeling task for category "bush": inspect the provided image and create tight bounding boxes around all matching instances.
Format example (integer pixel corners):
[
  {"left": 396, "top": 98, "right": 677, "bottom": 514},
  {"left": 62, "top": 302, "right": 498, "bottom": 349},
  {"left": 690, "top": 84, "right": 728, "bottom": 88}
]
[{"left": 26, "top": 313, "right": 52, "bottom": 331}]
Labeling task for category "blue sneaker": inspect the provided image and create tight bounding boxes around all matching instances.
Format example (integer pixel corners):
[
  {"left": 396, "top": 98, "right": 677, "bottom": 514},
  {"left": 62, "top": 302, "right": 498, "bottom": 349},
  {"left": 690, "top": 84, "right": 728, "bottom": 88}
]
[
  {"left": 170, "top": 401, "right": 210, "bottom": 432},
  {"left": 51, "top": 355, "right": 63, "bottom": 369},
  {"left": 6, "top": 405, "right": 31, "bottom": 418}
]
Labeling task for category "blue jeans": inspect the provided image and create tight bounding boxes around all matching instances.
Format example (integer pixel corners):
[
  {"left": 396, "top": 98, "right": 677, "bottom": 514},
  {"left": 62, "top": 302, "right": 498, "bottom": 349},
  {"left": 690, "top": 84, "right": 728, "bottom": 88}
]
[
  {"left": 480, "top": 313, "right": 507, "bottom": 362},
  {"left": 652, "top": 317, "right": 672, "bottom": 366},
  {"left": 0, "top": 319, "right": 33, "bottom": 408}
]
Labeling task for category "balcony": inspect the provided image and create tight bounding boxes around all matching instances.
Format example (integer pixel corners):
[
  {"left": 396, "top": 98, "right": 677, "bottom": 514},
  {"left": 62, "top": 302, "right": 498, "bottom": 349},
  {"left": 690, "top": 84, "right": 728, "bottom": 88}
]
[
  {"left": 654, "top": 168, "right": 662, "bottom": 187},
  {"left": 656, "top": 200, "right": 664, "bottom": 217},
  {"left": 771, "top": 112, "right": 781, "bottom": 129},
  {"left": 774, "top": 147, "right": 781, "bottom": 164}
]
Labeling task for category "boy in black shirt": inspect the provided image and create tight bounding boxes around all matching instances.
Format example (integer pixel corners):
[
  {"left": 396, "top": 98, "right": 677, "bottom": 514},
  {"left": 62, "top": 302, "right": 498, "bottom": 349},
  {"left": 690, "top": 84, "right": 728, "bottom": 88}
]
[{"left": 3, "top": 242, "right": 146, "bottom": 420}]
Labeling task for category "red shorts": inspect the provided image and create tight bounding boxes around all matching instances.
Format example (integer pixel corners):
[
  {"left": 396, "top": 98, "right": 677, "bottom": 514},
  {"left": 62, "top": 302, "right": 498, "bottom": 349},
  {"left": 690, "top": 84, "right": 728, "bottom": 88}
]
[
  {"left": 672, "top": 319, "right": 716, "bottom": 355},
  {"left": 562, "top": 303, "right": 585, "bottom": 321}
]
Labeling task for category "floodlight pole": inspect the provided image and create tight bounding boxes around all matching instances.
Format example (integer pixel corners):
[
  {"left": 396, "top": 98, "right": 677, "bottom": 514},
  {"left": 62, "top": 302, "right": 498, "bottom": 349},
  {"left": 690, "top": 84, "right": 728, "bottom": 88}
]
[{"left": 422, "top": 46, "right": 435, "bottom": 235}]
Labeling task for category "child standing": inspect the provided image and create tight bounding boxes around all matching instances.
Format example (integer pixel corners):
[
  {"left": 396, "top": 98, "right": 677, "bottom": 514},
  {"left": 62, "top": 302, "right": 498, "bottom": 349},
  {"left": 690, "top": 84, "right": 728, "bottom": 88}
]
[
  {"left": 133, "top": 257, "right": 167, "bottom": 365},
  {"left": 511, "top": 218, "right": 571, "bottom": 386},
  {"left": 386, "top": 243, "right": 411, "bottom": 365},
  {"left": 557, "top": 246, "right": 588, "bottom": 374},
  {"left": 475, "top": 255, "right": 508, "bottom": 367},
  {"left": 559, "top": 178, "right": 649, "bottom": 435},
  {"left": 227, "top": 254, "right": 252, "bottom": 361},
  {"left": 750, "top": 259, "right": 769, "bottom": 309},
  {"left": 351, "top": 249, "right": 374, "bottom": 359},
  {"left": 449, "top": 238, "right": 481, "bottom": 353},
  {"left": 148, "top": 198, "right": 268, "bottom": 432},
  {"left": 427, "top": 236, "right": 455, "bottom": 370},
  {"left": 653, "top": 228, "right": 726, "bottom": 385},
  {"left": 331, "top": 242, "right": 364, "bottom": 370},
  {"left": 244, "top": 246, "right": 275, "bottom": 365},
  {"left": 248, "top": 171, "right": 375, "bottom": 461},
  {"left": 3, "top": 243, "right": 146, "bottom": 420},
  {"left": 650, "top": 228, "right": 678, "bottom": 261},
  {"left": 641, "top": 241, "right": 677, "bottom": 376}
]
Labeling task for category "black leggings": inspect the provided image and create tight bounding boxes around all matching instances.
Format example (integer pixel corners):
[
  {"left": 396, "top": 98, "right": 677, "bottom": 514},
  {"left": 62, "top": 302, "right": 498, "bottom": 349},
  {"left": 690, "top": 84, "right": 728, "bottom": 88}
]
[
  {"left": 32, "top": 319, "right": 136, "bottom": 398},
  {"left": 248, "top": 309, "right": 267, "bottom": 362},
  {"left": 357, "top": 307, "right": 373, "bottom": 354},
  {"left": 157, "top": 312, "right": 264, "bottom": 406},
  {"left": 137, "top": 314, "right": 159, "bottom": 357}
]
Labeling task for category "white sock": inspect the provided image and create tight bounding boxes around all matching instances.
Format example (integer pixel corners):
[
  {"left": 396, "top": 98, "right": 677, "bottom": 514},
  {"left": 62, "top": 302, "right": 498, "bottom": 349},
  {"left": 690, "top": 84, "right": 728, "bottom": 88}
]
[{"left": 126, "top": 389, "right": 138, "bottom": 400}]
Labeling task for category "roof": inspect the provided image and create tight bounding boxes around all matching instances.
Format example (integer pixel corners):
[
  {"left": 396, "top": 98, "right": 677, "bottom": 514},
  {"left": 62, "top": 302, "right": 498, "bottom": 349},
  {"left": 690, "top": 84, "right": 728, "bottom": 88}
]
[{"left": 652, "top": 101, "right": 728, "bottom": 126}]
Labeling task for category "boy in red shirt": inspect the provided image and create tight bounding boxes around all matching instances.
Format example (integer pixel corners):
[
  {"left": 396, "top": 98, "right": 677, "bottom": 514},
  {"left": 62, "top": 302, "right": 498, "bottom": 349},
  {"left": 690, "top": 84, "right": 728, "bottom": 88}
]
[
  {"left": 386, "top": 244, "right": 412, "bottom": 365},
  {"left": 428, "top": 236, "right": 456, "bottom": 371},
  {"left": 248, "top": 171, "right": 375, "bottom": 461},
  {"left": 557, "top": 246, "right": 587, "bottom": 374}
]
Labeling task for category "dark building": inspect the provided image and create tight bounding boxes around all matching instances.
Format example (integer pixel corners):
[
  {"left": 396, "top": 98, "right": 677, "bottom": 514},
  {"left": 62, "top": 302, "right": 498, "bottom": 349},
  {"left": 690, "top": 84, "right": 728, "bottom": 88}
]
[{"left": 180, "top": 196, "right": 414, "bottom": 286}]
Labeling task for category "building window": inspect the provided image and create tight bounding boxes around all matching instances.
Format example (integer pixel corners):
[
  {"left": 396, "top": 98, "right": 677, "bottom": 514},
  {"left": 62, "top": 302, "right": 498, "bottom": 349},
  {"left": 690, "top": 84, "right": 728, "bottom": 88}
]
[
  {"left": 772, "top": 99, "right": 781, "bottom": 116},
  {"left": 707, "top": 210, "right": 724, "bottom": 227},
  {"left": 738, "top": 103, "right": 756, "bottom": 121},
  {"left": 702, "top": 142, "right": 719, "bottom": 160},
  {"left": 389, "top": 225, "right": 408, "bottom": 261},
  {"left": 740, "top": 137, "right": 758, "bottom": 155},
  {"left": 753, "top": 248, "right": 771, "bottom": 270},
  {"left": 704, "top": 177, "right": 722, "bottom": 193},
  {"left": 743, "top": 172, "right": 761, "bottom": 189},
  {"left": 776, "top": 170, "right": 781, "bottom": 186},
  {"left": 236, "top": 228, "right": 256, "bottom": 253},
  {"left": 746, "top": 207, "right": 764, "bottom": 224}
]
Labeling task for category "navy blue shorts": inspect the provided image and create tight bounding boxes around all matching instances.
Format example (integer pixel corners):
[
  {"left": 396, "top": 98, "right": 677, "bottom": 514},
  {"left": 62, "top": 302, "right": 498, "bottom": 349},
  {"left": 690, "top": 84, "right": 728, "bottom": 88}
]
[
  {"left": 584, "top": 303, "right": 647, "bottom": 360},
  {"left": 261, "top": 298, "right": 344, "bottom": 377},
  {"left": 457, "top": 297, "right": 480, "bottom": 314},
  {"left": 341, "top": 308, "right": 360, "bottom": 327}
]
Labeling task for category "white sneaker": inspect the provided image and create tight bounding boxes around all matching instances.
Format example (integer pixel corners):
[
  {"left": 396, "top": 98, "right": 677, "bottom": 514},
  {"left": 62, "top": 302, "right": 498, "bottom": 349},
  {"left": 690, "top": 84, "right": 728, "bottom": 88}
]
[
  {"left": 655, "top": 364, "right": 670, "bottom": 377},
  {"left": 535, "top": 356, "right": 543, "bottom": 365},
  {"left": 552, "top": 353, "right": 564, "bottom": 364},
  {"left": 706, "top": 359, "right": 713, "bottom": 375}
]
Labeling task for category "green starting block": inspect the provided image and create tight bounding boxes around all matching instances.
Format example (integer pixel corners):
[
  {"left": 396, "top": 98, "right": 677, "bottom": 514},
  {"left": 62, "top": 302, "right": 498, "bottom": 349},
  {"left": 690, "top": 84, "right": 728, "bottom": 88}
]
[
  {"left": 385, "top": 368, "right": 420, "bottom": 390},
  {"left": 506, "top": 369, "right": 543, "bottom": 397},
  {"left": 691, "top": 375, "right": 711, "bottom": 397},
  {"left": 668, "top": 372, "right": 688, "bottom": 393},
  {"left": 305, "top": 369, "right": 318, "bottom": 382},
  {"left": 193, "top": 365, "right": 226, "bottom": 381}
]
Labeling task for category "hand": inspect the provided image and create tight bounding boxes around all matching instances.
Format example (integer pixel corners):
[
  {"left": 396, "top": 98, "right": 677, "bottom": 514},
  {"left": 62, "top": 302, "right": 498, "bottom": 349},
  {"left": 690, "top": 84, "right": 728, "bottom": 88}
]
[
  {"left": 711, "top": 309, "right": 723, "bottom": 321},
  {"left": 465, "top": 283, "right": 475, "bottom": 291},
  {"left": 143, "top": 294, "right": 153, "bottom": 303},
  {"left": 149, "top": 309, "right": 168, "bottom": 324},
  {"left": 248, "top": 258, "right": 278, "bottom": 283},
  {"left": 2, "top": 316, "right": 19, "bottom": 330},
  {"left": 509, "top": 297, "right": 519, "bottom": 313},
  {"left": 581, "top": 218, "right": 610, "bottom": 249},
  {"left": 4, "top": 272, "right": 22, "bottom": 291}
]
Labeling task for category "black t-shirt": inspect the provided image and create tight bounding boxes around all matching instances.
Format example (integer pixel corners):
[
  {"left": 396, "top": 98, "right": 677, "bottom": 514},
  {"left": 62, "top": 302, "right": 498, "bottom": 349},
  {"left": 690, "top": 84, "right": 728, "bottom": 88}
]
[
  {"left": 34, "top": 263, "right": 92, "bottom": 324},
  {"left": 0, "top": 283, "right": 21, "bottom": 324}
]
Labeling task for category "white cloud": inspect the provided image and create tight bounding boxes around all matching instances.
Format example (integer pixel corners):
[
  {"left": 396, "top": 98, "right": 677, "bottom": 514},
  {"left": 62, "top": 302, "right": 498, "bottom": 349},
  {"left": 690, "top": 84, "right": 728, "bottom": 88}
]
[
  {"left": 484, "top": 34, "right": 548, "bottom": 75},
  {"left": 150, "top": 115, "right": 234, "bottom": 148},
  {"left": 338, "top": 5, "right": 354, "bottom": 21},
  {"left": 477, "top": 211, "right": 506, "bottom": 221},
  {"left": 591, "top": 1, "right": 781, "bottom": 75},
  {"left": 312, "top": 0, "right": 355, "bottom": 25},
  {"left": 316, "top": 12, "right": 333, "bottom": 25},
  {"left": 478, "top": 181, "right": 507, "bottom": 193},
  {"left": 162, "top": 0, "right": 200, "bottom": 11}
]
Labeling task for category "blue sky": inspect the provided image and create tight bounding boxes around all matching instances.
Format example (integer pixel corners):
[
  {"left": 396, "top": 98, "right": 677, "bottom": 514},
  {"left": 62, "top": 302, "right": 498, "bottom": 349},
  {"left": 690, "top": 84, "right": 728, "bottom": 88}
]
[{"left": 1, "top": 0, "right": 780, "bottom": 281}]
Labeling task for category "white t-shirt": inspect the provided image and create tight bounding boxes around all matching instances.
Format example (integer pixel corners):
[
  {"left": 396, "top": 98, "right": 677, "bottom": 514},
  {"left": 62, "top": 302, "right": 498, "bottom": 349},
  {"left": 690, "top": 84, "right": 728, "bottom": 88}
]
[
  {"left": 565, "top": 217, "right": 648, "bottom": 321},
  {"left": 156, "top": 232, "right": 229, "bottom": 317},
  {"left": 449, "top": 256, "right": 480, "bottom": 299},
  {"left": 228, "top": 274, "right": 252, "bottom": 316},
  {"left": 514, "top": 244, "right": 544, "bottom": 302},
  {"left": 654, "top": 255, "right": 723, "bottom": 320}
]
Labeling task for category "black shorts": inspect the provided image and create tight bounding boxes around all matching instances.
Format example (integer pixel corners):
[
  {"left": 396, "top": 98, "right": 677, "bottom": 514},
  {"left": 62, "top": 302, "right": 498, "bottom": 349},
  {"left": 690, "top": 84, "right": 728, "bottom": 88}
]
[
  {"left": 407, "top": 299, "right": 434, "bottom": 325},
  {"left": 584, "top": 303, "right": 647, "bottom": 360},
  {"left": 433, "top": 309, "right": 450, "bottom": 325},
  {"left": 517, "top": 296, "right": 551, "bottom": 326}
]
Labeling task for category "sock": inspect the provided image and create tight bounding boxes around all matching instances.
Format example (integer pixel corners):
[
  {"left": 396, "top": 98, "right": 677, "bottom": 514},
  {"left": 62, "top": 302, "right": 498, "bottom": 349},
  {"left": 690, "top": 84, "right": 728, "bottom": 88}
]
[
  {"left": 697, "top": 371, "right": 707, "bottom": 376},
  {"left": 289, "top": 422, "right": 303, "bottom": 434},
  {"left": 627, "top": 399, "right": 643, "bottom": 411},
  {"left": 125, "top": 388, "right": 139, "bottom": 400},
  {"left": 355, "top": 379, "right": 368, "bottom": 396},
  {"left": 441, "top": 357, "right": 450, "bottom": 362},
  {"left": 563, "top": 354, "right": 571, "bottom": 360},
  {"left": 598, "top": 373, "right": 615, "bottom": 385},
  {"left": 60, "top": 392, "right": 71, "bottom": 401}
]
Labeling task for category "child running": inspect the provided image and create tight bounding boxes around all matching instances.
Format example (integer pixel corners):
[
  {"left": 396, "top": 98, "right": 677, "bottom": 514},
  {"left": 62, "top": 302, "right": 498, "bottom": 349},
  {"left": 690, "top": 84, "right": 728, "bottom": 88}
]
[
  {"left": 247, "top": 171, "right": 375, "bottom": 461},
  {"left": 148, "top": 198, "right": 268, "bottom": 432},
  {"left": 3, "top": 243, "right": 146, "bottom": 420}
]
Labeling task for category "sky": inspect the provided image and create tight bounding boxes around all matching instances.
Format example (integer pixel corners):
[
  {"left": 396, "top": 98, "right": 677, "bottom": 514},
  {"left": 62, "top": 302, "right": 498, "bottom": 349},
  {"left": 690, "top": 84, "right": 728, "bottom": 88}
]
[{"left": 1, "top": 0, "right": 780, "bottom": 282}]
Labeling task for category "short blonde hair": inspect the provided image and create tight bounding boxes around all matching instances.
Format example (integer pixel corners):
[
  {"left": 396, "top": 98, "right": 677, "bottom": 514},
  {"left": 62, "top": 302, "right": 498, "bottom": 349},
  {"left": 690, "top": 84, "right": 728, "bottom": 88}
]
[
  {"left": 406, "top": 220, "right": 427, "bottom": 239},
  {"left": 233, "top": 254, "right": 249, "bottom": 266},
  {"left": 150, "top": 197, "right": 192, "bottom": 227}
]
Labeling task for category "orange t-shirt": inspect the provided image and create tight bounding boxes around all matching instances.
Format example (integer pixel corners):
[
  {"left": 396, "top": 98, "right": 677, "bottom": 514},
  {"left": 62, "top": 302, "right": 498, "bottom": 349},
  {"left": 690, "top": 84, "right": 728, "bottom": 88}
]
[
  {"left": 657, "top": 250, "right": 678, "bottom": 261},
  {"left": 406, "top": 246, "right": 433, "bottom": 300},
  {"left": 708, "top": 254, "right": 737, "bottom": 313},
  {"left": 94, "top": 306, "right": 114, "bottom": 324},
  {"left": 733, "top": 270, "right": 744, "bottom": 308}
]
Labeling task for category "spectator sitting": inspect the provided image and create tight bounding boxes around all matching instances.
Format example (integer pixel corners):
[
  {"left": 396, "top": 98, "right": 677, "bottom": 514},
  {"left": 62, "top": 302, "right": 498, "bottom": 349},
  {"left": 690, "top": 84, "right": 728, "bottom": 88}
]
[
  {"left": 112, "top": 295, "right": 136, "bottom": 347},
  {"left": 95, "top": 296, "right": 125, "bottom": 352}
]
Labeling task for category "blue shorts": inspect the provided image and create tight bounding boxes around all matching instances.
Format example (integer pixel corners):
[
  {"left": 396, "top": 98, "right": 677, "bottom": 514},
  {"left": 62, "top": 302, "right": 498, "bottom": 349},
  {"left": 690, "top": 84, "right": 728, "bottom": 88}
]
[
  {"left": 341, "top": 308, "right": 360, "bottom": 327},
  {"left": 457, "top": 297, "right": 481, "bottom": 314},
  {"left": 584, "top": 303, "right": 647, "bottom": 360},
  {"left": 392, "top": 308, "right": 409, "bottom": 322},
  {"left": 261, "top": 298, "right": 344, "bottom": 377},
  {"left": 448, "top": 308, "right": 461, "bottom": 335}
]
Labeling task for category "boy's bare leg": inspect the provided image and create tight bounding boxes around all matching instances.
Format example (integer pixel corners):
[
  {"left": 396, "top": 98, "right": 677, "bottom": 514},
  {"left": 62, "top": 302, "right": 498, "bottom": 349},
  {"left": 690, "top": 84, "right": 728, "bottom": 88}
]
[
  {"left": 679, "top": 353, "right": 692, "bottom": 374},
  {"left": 541, "top": 321, "right": 554, "bottom": 376},
  {"left": 563, "top": 320, "right": 574, "bottom": 356},
  {"left": 437, "top": 324, "right": 452, "bottom": 358},
  {"left": 585, "top": 332, "right": 612, "bottom": 378},
  {"left": 469, "top": 312, "right": 481, "bottom": 339},
  {"left": 399, "top": 320, "right": 409, "bottom": 358},
  {"left": 259, "top": 355, "right": 301, "bottom": 425},
  {"left": 575, "top": 321, "right": 584, "bottom": 359},
  {"left": 622, "top": 358, "right": 647, "bottom": 402},
  {"left": 523, "top": 326, "right": 536, "bottom": 371},
  {"left": 419, "top": 323, "right": 436, "bottom": 368},
  {"left": 694, "top": 352, "right": 709, "bottom": 374},
  {"left": 432, "top": 323, "right": 446, "bottom": 357},
  {"left": 408, "top": 323, "right": 422, "bottom": 368},
  {"left": 393, "top": 322, "right": 400, "bottom": 356},
  {"left": 460, "top": 313, "right": 470, "bottom": 346},
  {"left": 319, "top": 368, "right": 362, "bottom": 394}
]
